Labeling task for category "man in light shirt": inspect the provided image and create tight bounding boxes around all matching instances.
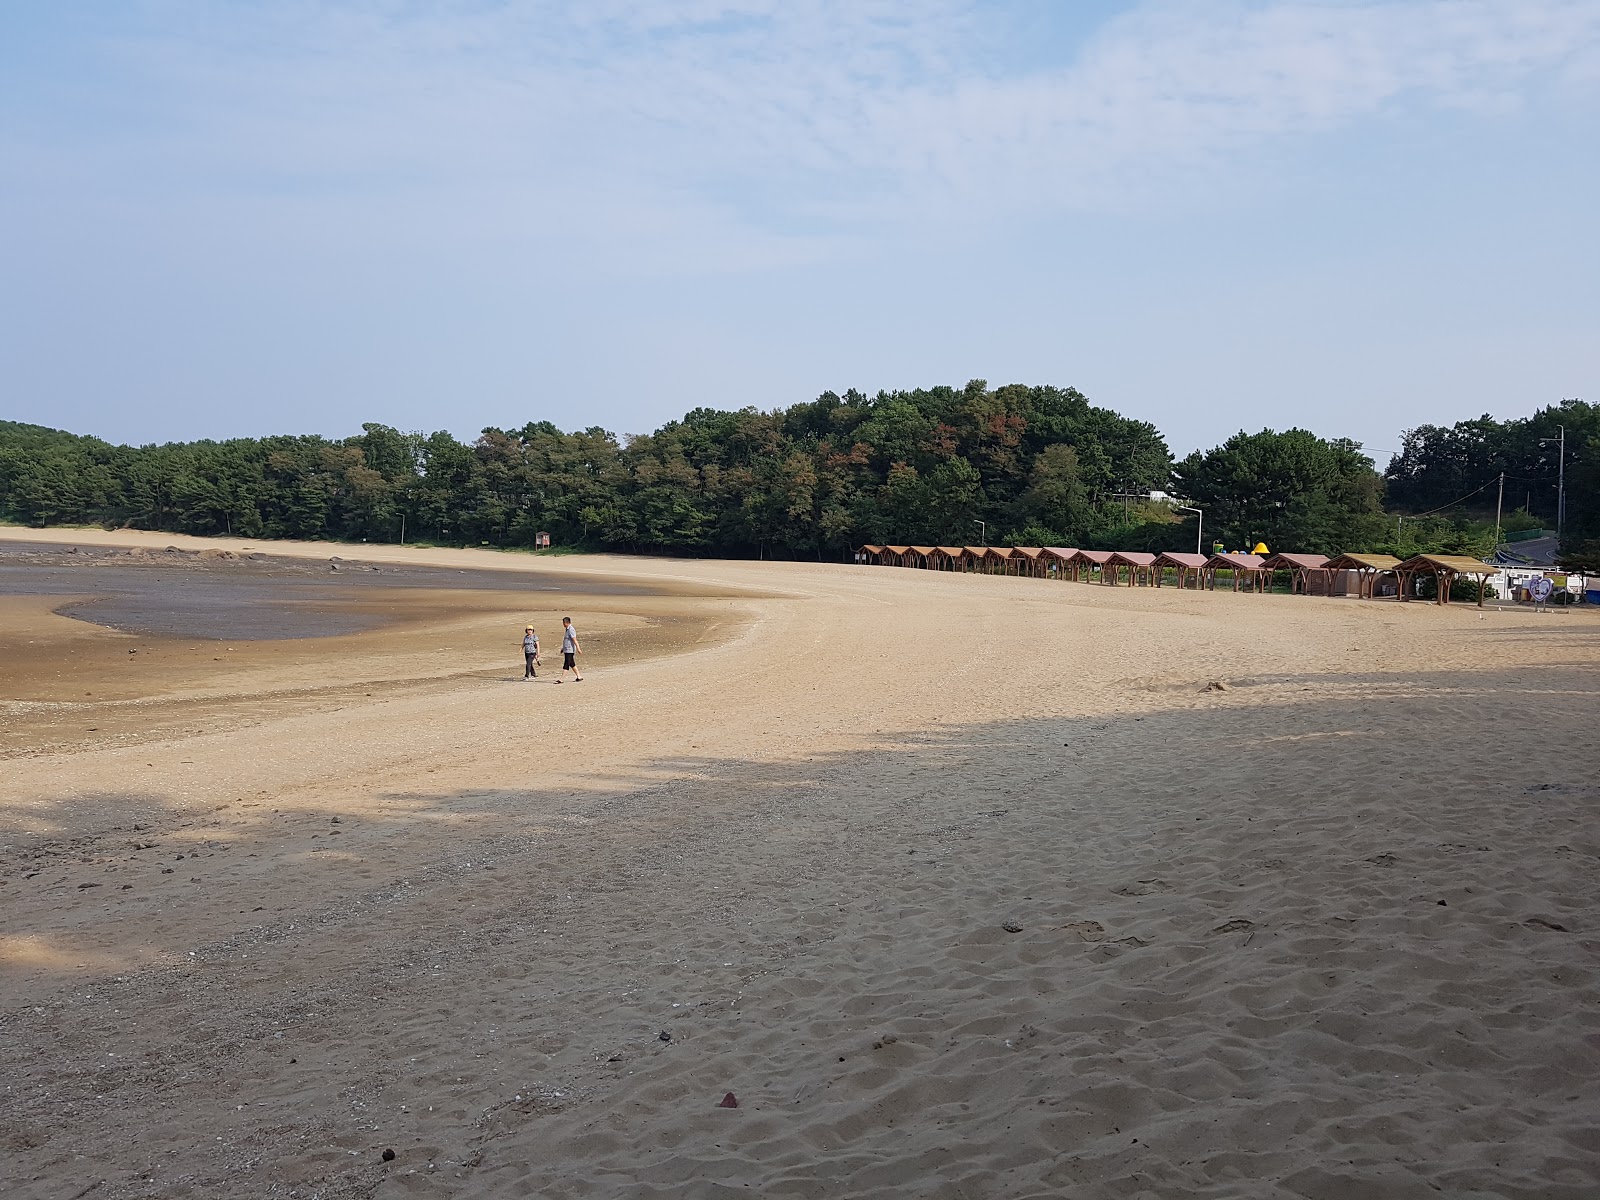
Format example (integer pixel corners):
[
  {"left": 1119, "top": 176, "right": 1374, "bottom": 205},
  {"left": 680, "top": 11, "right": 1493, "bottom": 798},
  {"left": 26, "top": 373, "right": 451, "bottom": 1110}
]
[{"left": 555, "top": 616, "right": 584, "bottom": 683}]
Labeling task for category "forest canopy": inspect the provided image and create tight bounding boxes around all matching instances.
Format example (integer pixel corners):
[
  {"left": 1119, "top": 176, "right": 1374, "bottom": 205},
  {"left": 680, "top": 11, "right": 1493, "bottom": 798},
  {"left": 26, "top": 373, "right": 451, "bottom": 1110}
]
[{"left": 2, "top": 387, "right": 1593, "bottom": 563}]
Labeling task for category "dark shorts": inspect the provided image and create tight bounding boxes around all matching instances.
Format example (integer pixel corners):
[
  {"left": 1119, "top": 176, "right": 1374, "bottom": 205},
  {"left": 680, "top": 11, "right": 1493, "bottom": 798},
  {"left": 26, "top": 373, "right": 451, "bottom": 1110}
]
[{"left": 563, "top": 652, "right": 577, "bottom": 670}]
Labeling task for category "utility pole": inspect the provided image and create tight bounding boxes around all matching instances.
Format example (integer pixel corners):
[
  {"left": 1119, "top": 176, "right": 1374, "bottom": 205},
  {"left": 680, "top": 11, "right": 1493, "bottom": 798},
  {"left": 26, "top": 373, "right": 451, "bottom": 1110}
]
[
  {"left": 1494, "top": 472, "right": 1504, "bottom": 551},
  {"left": 1557, "top": 425, "right": 1566, "bottom": 540},
  {"left": 973, "top": 519, "right": 986, "bottom": 546},
  {"left": 1540, "top": 424, "right": 1567, "bottom": 541}
]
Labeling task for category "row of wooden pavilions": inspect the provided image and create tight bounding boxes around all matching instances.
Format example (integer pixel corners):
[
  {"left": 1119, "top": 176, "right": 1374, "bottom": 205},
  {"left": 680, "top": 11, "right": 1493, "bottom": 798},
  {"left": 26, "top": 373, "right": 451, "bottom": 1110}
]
[{"left": 854, "top": 546, "right": 1498, "bottom": 605}]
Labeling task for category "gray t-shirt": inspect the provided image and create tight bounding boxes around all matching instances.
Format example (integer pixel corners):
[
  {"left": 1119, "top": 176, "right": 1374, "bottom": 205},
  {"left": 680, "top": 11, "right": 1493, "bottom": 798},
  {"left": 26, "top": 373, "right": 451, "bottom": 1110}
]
[
  {"left": 561, "top": 625, "right": 577, "bottom": 653},
  {"left": 523, "top": 633, "right": 538, "bottom": 653}
]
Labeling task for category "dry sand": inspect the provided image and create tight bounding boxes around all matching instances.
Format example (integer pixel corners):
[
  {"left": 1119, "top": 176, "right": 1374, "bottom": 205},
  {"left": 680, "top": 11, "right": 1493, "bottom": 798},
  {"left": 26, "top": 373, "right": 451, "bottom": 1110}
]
[{"left": 2, "top": 526, "right": 1598, "bottom": 1199}]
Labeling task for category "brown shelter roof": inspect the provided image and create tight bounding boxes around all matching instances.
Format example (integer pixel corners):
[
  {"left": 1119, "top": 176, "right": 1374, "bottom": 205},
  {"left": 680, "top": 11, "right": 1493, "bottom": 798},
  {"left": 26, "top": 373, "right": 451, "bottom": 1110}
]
[
  {"left": 1325, "top": 553, "right": 1402, "bottom": 572},
  {"left": 1205, "top": 553, "right": 1265, "bottom": 570},
  {"left": 1107, "top": 551, "right": 1157, "bottom": 566},
  {"left": 1396, "top": 553, "right": 1497, "bottom": 575},
  {"left": 1041, "top": 547, "right": 1080, "bottom": 560},
  {"left": 1010, "top": 547, "right": 1044, "bottom": 559},
  {"left": 859, "top": 544, "right": 885, "bottom": 554},
  {"left": 1261, "top": 553, "right": 1330, "bottom": 571},
  {"left": 885, "top": 545, "right": 911, "bottom": 555},
  {"left": 908, "top": 546, "right": 937, "bottom": 556},
  {"left": 1073, "top": 550, "right": 1114, "bottom": 565},
  {"left": 1155, "top": 552, "right": 1208, "bottom": 569},
  {"left": 935, "top": 546, "right": 964, "bottom": 556}
]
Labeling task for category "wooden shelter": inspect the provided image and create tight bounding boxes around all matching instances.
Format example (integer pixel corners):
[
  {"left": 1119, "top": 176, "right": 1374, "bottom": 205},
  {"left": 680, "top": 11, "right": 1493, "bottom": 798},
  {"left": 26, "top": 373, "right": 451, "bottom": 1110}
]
[
  {"left": 881, "top": 545, "right": 913, "bottom": 568},
  {"left": 1322, "top": 552, "right": 1402, "bottom": 600},
  {"left": 932, "top": 546, "right": 965, "bottom": 571},
  {"left": 1008, "top": 547, "right": 1049, "bottom": 578},
  {"left": 961, "top": 546, "right": 1001, "bottom": 572},
  {"left": 1070, "top": 549, "right": 1114, "bottom": 583},
  {"left": 993, "top": 547, "right": 1023, "bottom": 574},
  {"left": 1042, "top": 548, "right": 1082, "bottom": 580},
  {"left": 857, "top": 544, "right": 887, "bottom": 565},
  {"left": 904, "top": 545, "right": 940, "bottom": 569},
  {"left": 1154, "top": 551, "right": 1208, "bottom": 588},
  {"left": 1200, "top": 552, "right": 1268, "bottom": 592},
  {"left": 1395, "top": 553, "right": 1497, "bottom": 606},
  {"left": 1261, "top": 552, "right": 1332, "bottom": 595},
  {"left": 1106, "top": 551, "right": 1158, "bottom": 587}
]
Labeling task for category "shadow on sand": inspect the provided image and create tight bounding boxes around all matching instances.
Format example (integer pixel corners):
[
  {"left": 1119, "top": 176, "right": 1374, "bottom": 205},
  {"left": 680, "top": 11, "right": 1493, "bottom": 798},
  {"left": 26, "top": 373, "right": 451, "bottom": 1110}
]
[{"left": 3, "top": 665, "right": 1599, "bottom": 1199}]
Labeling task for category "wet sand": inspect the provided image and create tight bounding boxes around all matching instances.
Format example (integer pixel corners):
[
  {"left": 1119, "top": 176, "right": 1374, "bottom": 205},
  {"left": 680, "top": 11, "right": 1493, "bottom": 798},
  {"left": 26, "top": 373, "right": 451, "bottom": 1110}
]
[
  {"left": 0, "top": 541, "right": 757, "bottom": 757},
  {"left": 2, "top": 527, "right": 1598, "bottom": 1200}
]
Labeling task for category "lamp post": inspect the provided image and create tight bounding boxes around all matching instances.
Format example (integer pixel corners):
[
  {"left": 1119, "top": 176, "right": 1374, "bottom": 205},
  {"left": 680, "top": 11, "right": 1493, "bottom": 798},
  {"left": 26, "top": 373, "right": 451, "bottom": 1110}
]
[
  {"left": 973, "top": 519, "right": 987, "bottom": 546},
  {"left": 1173, "top": 504, "right": 1203, "bottom": 555}
]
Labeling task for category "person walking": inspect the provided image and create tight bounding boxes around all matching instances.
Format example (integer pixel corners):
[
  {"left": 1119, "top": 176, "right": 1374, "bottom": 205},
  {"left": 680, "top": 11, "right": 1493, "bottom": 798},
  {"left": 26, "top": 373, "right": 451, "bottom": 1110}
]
[
  {"left": 522, "top": 625, "right": 541, "bottom": 679},
  {"left": 555, "top": 616, "right": 583, "bottom": 682}
]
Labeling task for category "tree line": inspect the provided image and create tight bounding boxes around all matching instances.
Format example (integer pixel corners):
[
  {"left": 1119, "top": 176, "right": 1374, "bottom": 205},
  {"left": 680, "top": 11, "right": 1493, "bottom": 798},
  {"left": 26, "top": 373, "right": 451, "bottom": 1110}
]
[{"left": 2, "top": 385, "right": 1594, "bottom": 566}]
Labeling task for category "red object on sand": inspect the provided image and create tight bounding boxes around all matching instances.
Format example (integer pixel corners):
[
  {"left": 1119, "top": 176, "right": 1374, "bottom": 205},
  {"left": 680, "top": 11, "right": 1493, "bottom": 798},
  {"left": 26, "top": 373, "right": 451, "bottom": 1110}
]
[{"left": 718, "top": 1092, "right": 738, "bottom": 1108}]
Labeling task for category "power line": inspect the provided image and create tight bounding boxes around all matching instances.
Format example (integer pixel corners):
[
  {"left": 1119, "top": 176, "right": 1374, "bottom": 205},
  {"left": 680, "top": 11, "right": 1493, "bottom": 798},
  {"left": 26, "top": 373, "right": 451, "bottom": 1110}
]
[{"left": 1400, "top": 477, "right": 1499, "bottom": 520}]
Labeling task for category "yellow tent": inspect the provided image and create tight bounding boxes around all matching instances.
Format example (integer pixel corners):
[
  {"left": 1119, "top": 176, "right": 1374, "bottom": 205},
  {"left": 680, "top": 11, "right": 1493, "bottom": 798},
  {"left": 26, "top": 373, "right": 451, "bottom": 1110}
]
[{"left": 1252, "top": 542, "right": 1269, "bottom": 555}]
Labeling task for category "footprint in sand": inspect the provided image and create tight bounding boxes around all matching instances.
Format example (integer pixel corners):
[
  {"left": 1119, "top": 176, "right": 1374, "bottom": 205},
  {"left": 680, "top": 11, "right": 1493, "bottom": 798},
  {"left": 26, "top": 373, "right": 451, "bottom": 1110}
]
[
  {"left": 1059, "top": 921, "right": 1108, "bottom": 942},
  {"left": 1111, "top": 879, "right": 1171, "bottom": 897}
]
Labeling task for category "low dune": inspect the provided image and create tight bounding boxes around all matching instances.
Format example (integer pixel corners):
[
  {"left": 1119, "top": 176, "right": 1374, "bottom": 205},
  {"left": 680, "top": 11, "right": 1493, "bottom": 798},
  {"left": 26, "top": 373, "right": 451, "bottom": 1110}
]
[{"left": 2, "top": 528, "right": 1597, "bottom": 1199}]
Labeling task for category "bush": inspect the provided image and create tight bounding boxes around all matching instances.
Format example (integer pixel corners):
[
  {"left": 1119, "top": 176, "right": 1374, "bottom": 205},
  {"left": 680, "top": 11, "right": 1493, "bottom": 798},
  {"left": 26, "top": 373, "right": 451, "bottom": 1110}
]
[{"left": 1415, "top": 575, "right": 1496, "bottom": 602}]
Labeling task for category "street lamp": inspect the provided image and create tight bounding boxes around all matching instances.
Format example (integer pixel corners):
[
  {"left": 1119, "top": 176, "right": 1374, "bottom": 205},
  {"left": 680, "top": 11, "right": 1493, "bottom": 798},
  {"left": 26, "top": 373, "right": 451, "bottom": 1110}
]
[
  {"left": 1172, "top": 504, "right": 1204, "bottom": 555},
  {"left": 973, "top": 519, "right": 987, "bottom": 546}
]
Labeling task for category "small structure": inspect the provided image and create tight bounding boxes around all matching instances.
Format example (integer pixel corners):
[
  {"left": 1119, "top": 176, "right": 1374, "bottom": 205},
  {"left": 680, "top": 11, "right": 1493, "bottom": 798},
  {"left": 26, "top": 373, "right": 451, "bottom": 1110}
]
[
  {"left": 1261, "top": 552, "right": 1332, "bottom": 595},
  {"left": 932, "top": 546, "right": 966, "bottom": 571},
  {"left": 1069, "top": 549, "right": 1114, "bottom": 583},
  {"left": 1154, "top": 552, "right": 1208, "bottom": 589},
  {"left": 1042, "top": 548, "right": 1082, "bottom": 580},
  {"left": 1201, "top": 552, "right": 1268, "bottom": 592},
  {"left": 1322, "top": 552, "right": 1402, "bottom": 600},
  {"left": 1009, "top": 547, "right": 1049, "bottom": 578},
  {"left": 857, "top": 544, "right": 887, "bottom": 565},
  {"left": 961, "top": 546, "right": 1001, "bottom": 572},
  {"left": 905, "top": 545, "right": 940, "bottom": 569},
  {"left": 1394, "top": 553, "right": 1497, "bottom": 606},
  {"left": 988, "top": 547, "right": 1024, "bottom": 575},
  {"left": 1106, "top": 551, "right": 1158, "bottom": 587}
]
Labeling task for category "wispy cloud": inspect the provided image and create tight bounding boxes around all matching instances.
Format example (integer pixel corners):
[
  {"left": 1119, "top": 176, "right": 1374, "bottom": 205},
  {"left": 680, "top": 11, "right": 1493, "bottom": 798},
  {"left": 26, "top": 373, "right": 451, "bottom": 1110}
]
[
  {"left": 8, "top": 0, "right": 1600, "bottom": 264},
  {"left": 859, "top": 0, "right": 1600, "bottom": 210}
]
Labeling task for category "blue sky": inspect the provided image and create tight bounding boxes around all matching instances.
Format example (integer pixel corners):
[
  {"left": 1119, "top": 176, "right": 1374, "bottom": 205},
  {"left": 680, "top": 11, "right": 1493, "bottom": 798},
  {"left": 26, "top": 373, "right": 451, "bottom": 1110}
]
[{"left": 2, "top": 0, "right": 1597, "bottom": 458}]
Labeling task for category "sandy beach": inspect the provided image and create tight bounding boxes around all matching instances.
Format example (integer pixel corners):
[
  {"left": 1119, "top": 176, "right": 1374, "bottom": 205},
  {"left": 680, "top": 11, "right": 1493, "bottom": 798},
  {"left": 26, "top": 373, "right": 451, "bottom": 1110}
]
[{"left": 3, "top": 526, "right": 1598, "bottom": 1200}]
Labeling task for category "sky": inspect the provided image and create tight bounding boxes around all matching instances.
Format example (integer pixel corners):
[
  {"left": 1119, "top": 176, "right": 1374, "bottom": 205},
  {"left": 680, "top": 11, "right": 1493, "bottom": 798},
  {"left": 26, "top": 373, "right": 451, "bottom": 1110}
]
[{"left": 2, "top": 1, "right": 1598, "bottom": 459}]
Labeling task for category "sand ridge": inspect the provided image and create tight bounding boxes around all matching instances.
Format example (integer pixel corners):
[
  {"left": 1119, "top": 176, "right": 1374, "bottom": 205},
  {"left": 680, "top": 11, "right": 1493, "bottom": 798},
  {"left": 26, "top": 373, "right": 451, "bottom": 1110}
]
[{"left": 2, "top": 528, "right": 1598, "bottom": 1199}]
